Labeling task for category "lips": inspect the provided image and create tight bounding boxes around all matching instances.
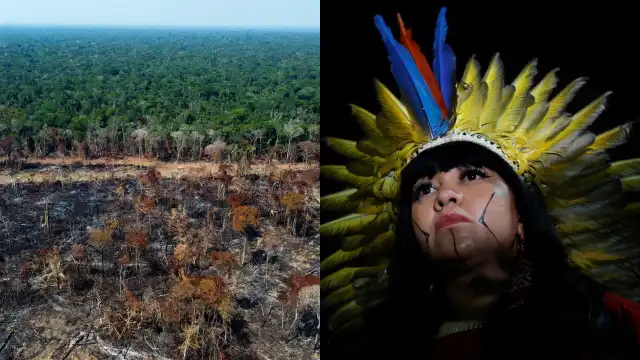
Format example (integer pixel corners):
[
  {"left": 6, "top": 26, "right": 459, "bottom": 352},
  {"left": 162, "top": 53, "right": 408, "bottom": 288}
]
[{"left": 436, "top": 212, "right": 471, "bottom": 230}]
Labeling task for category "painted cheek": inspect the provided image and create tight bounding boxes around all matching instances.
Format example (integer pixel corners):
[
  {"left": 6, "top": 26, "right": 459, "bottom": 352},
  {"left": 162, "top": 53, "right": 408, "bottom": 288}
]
[
  {"left": 412, "top": 203, "right": 434, "bottom": 253},
  {"left": 492, "top": 180, "right": 510, "bottom": 199}
]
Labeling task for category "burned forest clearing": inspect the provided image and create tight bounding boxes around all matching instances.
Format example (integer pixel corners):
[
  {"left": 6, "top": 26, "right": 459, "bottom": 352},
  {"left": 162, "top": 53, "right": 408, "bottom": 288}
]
[{"left": 0, "top": 157, "right": 320, "bottom": 360}]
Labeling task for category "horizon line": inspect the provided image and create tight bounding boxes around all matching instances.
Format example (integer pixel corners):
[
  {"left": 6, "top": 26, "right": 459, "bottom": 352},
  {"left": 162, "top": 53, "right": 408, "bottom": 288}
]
[{"left": 0, "top": 23, "right": 319, "bottom": 31}]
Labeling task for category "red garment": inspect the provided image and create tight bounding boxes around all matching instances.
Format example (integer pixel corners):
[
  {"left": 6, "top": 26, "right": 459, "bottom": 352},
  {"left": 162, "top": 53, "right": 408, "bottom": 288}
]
[{"left": 603, "top": 292, "right": 640, "bottom": 344}]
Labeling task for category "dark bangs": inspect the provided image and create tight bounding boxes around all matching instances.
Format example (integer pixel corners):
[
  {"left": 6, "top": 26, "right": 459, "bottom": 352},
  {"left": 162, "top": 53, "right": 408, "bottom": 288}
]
[{"left": 399, "top": 141, "right": 522, "bottom": 201}]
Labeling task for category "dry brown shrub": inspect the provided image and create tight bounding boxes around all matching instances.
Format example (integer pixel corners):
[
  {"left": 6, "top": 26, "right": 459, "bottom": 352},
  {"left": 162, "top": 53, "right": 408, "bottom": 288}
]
[
  {"left": 159, "top": 269, "right": 232, "bottom": 328},
  {"left": 298, "top": 141, "right": 319, "bottom": 162},
  {"left": 138, "top": 166, "right": 161, "bottom": 187},
  {"left": 123, "top": 285, "right": 143, "bottom": 314},
  {"left": 113, "top": 180, "right": 126, "bottom": 198},
  {"left": 125, "top": 231, "right": 149, "bottom": 251},
  {"left": 134, "top": 195, "right": 156, "bottom": 214},
  {"left": 229, "top": 177, "right": 251, "bottom": 195},
  {"left": 211, "top": 251, "right": 238, "bottom": 276},
  {"left": 117, "top": 252, "right": 131, "bottom": 266},
  {"left": 103, "top": 286, "right": 145, "bottom": 340},
  {"left": 88, "top": 229, "right": 113, "bottom": 250},
  {"left": 71, "top": 244, "right": 86, "bottom": 262},
  {"left": 214, "top": 164, "right": 234, "bottom": 186},
  {"left": 281, "top": 192, "right": 305, "bottom": 212},
  {"left": 231, "top": 206, "right": 259, "bottom": 232},
  {"left": 169, "top": 208, "right": 189, "bottom": 237},
  {"left": 226, "top": 192, "right": 245, "bottom": 209},
  {"left": 278, "top": 272, "right": 320, "bottom": 307},
  {"left": 173, "top": 243, "right": 195, "bottom": 267}
]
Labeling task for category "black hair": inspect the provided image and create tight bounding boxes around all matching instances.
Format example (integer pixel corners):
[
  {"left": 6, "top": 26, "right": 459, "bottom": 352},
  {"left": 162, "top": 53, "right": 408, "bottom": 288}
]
[{"left": 381, "top": 141, "right": 612, "bottom": 359}]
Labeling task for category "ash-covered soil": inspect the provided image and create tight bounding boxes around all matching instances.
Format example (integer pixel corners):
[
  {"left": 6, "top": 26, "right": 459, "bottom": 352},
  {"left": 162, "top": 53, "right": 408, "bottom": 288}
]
[{"left": 0, "top": 163, "right": 320, "bottom": 360}]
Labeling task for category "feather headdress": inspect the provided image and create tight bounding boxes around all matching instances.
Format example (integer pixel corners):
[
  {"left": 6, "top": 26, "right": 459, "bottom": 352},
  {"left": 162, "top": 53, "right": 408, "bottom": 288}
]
[{"left": 321, "top": 6, "right": 640, "bottom": 351}]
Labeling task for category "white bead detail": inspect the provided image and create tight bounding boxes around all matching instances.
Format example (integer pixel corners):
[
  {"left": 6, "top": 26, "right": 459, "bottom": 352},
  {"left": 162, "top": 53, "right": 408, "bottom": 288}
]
[{"left": 411, "top": 131, "right": 519, "bottom": 173}]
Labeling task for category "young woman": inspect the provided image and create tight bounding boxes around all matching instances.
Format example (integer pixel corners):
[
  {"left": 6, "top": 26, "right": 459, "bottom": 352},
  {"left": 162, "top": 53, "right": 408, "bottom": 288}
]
[{"left": 321, "top": 7, "right": 640, "bottom": 360}]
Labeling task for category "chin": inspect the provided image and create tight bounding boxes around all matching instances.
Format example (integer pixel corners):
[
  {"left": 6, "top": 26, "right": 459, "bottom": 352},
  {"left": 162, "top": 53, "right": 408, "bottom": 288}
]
[{"left": 435, "top": 224, "right": 500, "bottom": 261}]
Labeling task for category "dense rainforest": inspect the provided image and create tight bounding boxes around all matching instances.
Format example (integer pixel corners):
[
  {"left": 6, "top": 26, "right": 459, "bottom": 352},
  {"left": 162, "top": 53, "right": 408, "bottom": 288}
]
[{"left": 0, "top": 27, "right": 320, "bottom": 162}]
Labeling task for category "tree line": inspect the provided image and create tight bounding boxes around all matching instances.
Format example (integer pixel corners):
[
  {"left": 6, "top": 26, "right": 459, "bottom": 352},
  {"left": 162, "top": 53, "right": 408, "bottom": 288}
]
[{"left": 0, "top": 27, "right": 319, "bottom": 162}]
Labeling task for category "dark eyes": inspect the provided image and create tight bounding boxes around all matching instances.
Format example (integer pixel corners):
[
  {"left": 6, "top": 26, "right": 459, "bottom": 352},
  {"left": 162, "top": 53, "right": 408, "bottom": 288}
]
[
  {"left": 412, "top": 168, "right": 489, "bottom": 200},
  {"left": 461, "top": 168, "right": 488, "bottom": 182}
]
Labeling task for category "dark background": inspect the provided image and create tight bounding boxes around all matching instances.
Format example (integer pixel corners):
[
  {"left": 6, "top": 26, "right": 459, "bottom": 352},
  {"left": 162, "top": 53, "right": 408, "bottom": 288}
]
[{"left": 320, "top": 0, "right": 640, "bottom": 352}]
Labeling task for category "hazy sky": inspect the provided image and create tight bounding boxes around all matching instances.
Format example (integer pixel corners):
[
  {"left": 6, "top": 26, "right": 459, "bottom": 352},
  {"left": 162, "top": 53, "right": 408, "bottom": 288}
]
[{"left": 0, "top": 0, "right": 320, "bottom": 28}]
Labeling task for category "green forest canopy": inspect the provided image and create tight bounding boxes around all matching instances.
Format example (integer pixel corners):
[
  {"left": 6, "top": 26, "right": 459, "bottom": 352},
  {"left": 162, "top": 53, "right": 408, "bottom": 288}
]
[{"left": 0, "top": 27, "right": 319, "bottom": 151}]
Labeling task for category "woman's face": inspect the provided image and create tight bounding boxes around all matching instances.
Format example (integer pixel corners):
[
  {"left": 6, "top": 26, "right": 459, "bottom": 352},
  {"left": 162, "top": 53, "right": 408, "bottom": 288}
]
[
  {"left": 411, "top": 165, "right": 522, "bottom": 260},
  {"left": 411, "top": 165, "right": 524, "bottom": 317}
]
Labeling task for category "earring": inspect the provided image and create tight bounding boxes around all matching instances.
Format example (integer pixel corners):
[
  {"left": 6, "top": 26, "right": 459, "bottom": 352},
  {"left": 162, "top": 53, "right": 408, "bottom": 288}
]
[{"left": 516, "top": 234, "right": 524, "bottom": 256}]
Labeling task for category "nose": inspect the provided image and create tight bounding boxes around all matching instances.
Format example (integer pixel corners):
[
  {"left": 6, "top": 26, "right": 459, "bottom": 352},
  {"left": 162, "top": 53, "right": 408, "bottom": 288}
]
[{"left": 434, "top": 188, "right": 464, "bottom": 211}]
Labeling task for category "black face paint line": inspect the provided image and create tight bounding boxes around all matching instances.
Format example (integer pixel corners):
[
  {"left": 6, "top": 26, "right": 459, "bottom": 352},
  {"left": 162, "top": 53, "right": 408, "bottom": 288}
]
[
  {"left": 450, "top": 228, "right": 461, "bottom": 259},
  {"left": 478, "top": 189, "right": 499, "bottom": 244},
  {"left": 413, "top": 220, "right": 430, "bottom": 253}
]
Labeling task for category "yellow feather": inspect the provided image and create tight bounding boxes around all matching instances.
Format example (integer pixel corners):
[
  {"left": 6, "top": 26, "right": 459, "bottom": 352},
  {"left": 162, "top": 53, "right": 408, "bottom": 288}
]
[
  {"left": 320, "top": 212, "right": 392, "bottom": 237},
  {"left": 624, "top": 203, "right": 640, "bottom": 213},
  {"left": 321, "top": 165, "right": 376, "bottom": 188},
  {"left": 323, "top": 276, "right": 387, "bottom": 309},
  {"left": 330, "top": 317, "right": 368, "bottom": 339},
  {"left": 541, "top": 132, "right": 596, "bottom": 168},
  {"left": 457, "top": 81, "right": 488, "bottom": 131},
  {"left": 347, "top": 160, "right": 377, "bottom": 177},
  {"left": 371, "top": 173, "right": 400, "bottom": 200},
  {"left": 515, "top": 68, "right": 559, "bottom": 138},
  {"left": 586, "top": 122, "right": 633, "bottom": 154},
  {"left": 341, "top": 228, "right": 395, "bottom": 250},
  {"left": 608, "top": 158, "right": 640, "bottom": 176},
  {"left": 497, "top": 59, "right": 537, "bottom": 132},
  {"left": 456, "top": 56, "right": 482, "bottom": 104},
  {"left": 556, "top": 220, "right": 603, "bottom": 235},
  {"left": 321, "top": 192, "right": 390, "bottom": 215},
  {"left": 328, "top": 300, "right": 365, "bottom": 331},
  {"left": 458, "top": 56, "right": 482, "bottom": 92},
  {"left": 321, "top": 230, "right": 394, "bottom": 271},
  {"left": 569, "top": 249, "right": 622, "bottom": 270},
  {"left": 378, "top": 143, "right": 418, "bottom": 176},
  {"left": 478, "top": 53, "right": 504, "bottom": 131},
  {"left": 530, "top": 68, "right": 559, "bottom": 106},
  {"left": 528, "top": 92, "right": 611, "bottom": 160},
  {"left": 323, "top": 283, "right": 358, "bottom": 309},
  {"left": 350, "top": 104, "right": 382, "bottom": 138},
  {"left": 324, "top": 137, "right": 385, "bottom": 165},
  {"left": 532, "top": 77, "right": 587, "bottom": 137},
  {"left": 321, "top": 265, "right": 387, "bottom": 292},
  {"left": 555, "top": 159, "right": 640, "bottom": 197},
  {"left": 320, "top": 189, "right": 359, "bottom": 212},
  {"left": 621, "top": 175, "right": 640, "bottom": 191},
  {"left": 526, "top": 114, "right": 571, "bottom": 152},
  {"left": 499, "top": 85, "right": 515, "bottom": 115},
  {"left": 374, "top": 80, "right": 426, "bottom": 143},
  {"left": 357, "top": 137, "right": 396, "bottom": 156},
  {"left": 320, "top": 190, "right": 389, "bottom": 214},
  {"left": 546, "top": 180, "right": 619, "bottom": 208}
]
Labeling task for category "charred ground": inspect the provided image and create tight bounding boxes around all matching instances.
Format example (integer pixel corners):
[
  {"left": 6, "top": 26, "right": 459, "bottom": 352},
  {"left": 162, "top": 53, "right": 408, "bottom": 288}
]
[{"left": 0, "top": 158, "right": 320, "bottom": 360}]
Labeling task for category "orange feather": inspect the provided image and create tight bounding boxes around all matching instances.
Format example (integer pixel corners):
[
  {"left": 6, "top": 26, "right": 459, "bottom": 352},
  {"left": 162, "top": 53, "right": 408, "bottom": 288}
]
[{"left": 396, "top": 13, "right": 448, "bottom": 118}]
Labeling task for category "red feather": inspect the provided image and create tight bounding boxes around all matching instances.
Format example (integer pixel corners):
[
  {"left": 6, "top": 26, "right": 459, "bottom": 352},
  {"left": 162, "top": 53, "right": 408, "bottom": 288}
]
[{"left": 396, "top": 13, "right": 448, "bottom": 119}]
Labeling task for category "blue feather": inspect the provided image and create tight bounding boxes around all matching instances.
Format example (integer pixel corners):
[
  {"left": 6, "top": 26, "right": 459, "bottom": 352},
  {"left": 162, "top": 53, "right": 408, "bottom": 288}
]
[
  {"left": 374, "top": 15, "right": 447, "bottom": 138},
  {"left": 433, "top": 7, "right": 456, "bottom": 113}
]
